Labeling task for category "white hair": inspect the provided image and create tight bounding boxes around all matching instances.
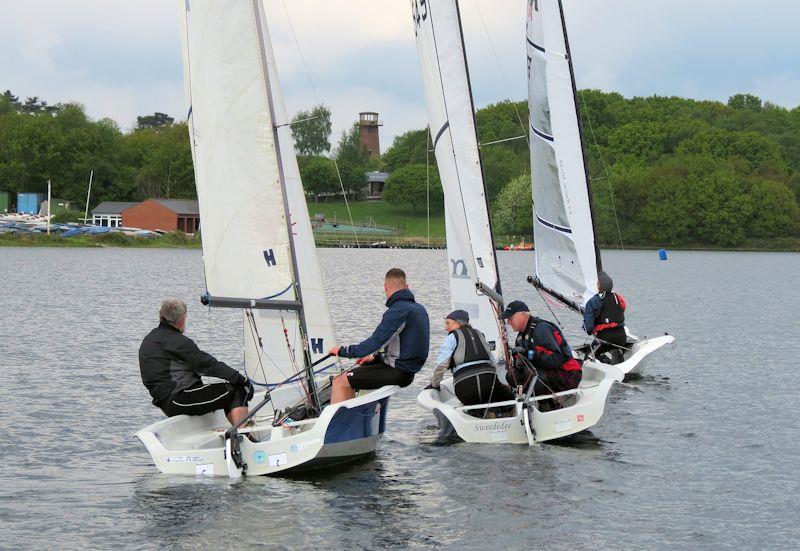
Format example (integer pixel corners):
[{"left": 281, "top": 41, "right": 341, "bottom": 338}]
[{"left": 159, "top": 298, "right": 187, "bottom": 325}]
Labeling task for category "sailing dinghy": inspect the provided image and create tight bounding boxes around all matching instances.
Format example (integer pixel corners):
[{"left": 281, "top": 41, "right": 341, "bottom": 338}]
[
  {"left": 412, "top": 0, "right": 621, "bottom": 444},
  {"left": 135, "top": 0, "right": 399, "bottom": 477},
  {"left": 525, "top": 0, "right": 674, "bottom": 379}
]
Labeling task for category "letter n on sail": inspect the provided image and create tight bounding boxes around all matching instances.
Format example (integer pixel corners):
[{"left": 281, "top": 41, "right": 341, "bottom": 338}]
[
  {"left": 263, "top": 249, "right": 276, "bottom": 266},
  {"left": 451, "top": 259, "right": 470, "bottom": 279}
]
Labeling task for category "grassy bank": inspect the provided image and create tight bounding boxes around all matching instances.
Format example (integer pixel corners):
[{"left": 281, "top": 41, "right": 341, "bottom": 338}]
[
  {"left": 307, "top": 201, "right": 445, "bottom": 237},
  {"left": 0, "top": 232, "right": 202, "bottom": 248}
]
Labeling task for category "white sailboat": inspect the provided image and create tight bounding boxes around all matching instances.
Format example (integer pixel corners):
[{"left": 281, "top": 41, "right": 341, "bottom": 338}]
[
  {"left": 412, "top": 0, "right": 621, "bottom": 444},
  {"left": 525, "top": 0, "right": 674, "bottom": 378},
  {"left": 135, "top": 0, "right": 400, "bottom": 477}
]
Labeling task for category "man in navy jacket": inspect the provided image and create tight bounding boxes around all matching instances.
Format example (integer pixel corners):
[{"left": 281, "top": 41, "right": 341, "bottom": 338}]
[{"left": 329, "top": 268, "right": 430, "bottom": 403}]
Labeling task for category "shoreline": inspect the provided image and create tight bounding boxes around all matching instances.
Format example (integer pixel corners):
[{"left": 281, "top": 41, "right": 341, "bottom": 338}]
[{"left": 1, "top": 232, "right": 798, "bottom": 252}]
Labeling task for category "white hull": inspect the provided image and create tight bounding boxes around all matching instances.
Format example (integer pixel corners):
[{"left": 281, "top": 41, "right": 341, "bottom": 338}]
[
  {"left": 576, "top": 334, "right": 675, "bottom": 380},
  {"left": 135, "top": 385, "right": 398, "bottom": 477},
  {"left": 417, "top": 363, "right": 620, "bottom": 444}
]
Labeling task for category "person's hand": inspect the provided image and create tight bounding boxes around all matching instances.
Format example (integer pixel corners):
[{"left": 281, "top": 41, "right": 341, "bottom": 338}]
[
  {"left": 356, "top": 354, "right": 375, "bottom": 365},
  {"left": 244, "top": 380, "right": 255, "bottom": 402},
  {"left": 328, "top": 346, "right": 341, "bottom": 356},
  {"left": 424, "top": 384, "right": 439, "bottom": 391},
  {"left": 231, "top": 371, "right": 248, "bottom": 387}
]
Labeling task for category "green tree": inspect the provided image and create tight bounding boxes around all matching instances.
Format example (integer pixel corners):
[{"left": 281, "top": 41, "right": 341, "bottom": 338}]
[
  {"left": 298, "top": 155, "right": 338, "bottom": 199},
  {"left": 383, "top": 164, "right": 442, "bottom": 213},
  {"left": 382, "top": 129, "right": 428, "bottom": 172},
  {"left": 748, "top": 180, "right": 800, "bottom": 237},
  {"left": 290, "top": 105, "right": 332, "bottom": 155},
  {"left": 136, "top": 112, "right": 174, "bottom": 130},
  {"left": 492, "top": 173, "right": 532, "bottom": 236},
  {"left": 335, "top": 123, "right": 371, "bottom": 167},
  {"left": 481, "top": 145, "right": 527, "bottom": 201},
  {"left": 727, "top": 93, "right": 762, "bottom": 111}
]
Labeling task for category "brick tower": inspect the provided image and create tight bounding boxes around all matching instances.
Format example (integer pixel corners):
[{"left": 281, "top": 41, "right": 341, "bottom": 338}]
[{"left": 358, "top": 112, "right": 382, "bottom": 158}]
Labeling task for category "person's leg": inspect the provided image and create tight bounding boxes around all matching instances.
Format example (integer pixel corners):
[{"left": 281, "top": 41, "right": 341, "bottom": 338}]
[{"left": 331, "top": 372, "right": 355, "bottom": 404}]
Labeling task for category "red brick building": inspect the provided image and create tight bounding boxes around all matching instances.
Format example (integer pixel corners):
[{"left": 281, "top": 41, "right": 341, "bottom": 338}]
[
  {"left": 122, "top": 199, "right": 200, "bottom": 233},
  {"left": 358, "top": 112, "right": 382, "bottom": 158}
]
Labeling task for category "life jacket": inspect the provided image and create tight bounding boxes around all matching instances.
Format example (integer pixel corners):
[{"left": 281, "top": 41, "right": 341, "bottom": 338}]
[
  {"left": 593, "top": 292, "right": 626, "bottom": 334},
  {"left": 517, "top": 318, "right": 582, "bottom": 372},
  {"left": 449, "top": 326, "right": 493, "bottom": 374}
]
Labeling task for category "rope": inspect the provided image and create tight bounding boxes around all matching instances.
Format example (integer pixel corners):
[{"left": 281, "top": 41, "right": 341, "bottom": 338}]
[
  {"left": 579, "top": 90, "right": 624, "bottom": 249},
  {"left": 279, "top": 311, "right": 312, "bottom": 408},
  {"left": 473, "top": 0, "right": 529, "bottom": 146},
  {"left": 534, "top": 285, "right": 563, "bottom": 328},
  {"left": 280, "top": 0, "right": 319, "bottom": 105},
  {"left": 245, "top": 309, "right": 271, "bottom": 385},
  {"left": 332, "top": 158, "right": 360, "bottom": 248}
]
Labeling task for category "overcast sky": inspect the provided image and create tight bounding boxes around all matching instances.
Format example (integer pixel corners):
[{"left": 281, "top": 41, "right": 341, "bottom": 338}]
[{"left": 2, "top": 0, "right": 799, "bottom": 151}]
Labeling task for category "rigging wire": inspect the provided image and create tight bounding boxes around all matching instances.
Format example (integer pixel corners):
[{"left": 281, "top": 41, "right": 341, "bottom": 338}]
[
  {"left": 473, "top": 0, "right": 529, "bottom": 146},
  {"left": 534, "top": 284, "right": 563, "bottom": 328},
  {"left": 281, "top": 0, "right": 359, "bottom": 247},
  {"left": 579, "top": 91, "right": 625, "bottom": 250}
]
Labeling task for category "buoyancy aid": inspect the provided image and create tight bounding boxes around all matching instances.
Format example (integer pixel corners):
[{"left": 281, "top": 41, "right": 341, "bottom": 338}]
[
  {"left": 516, "top": 317, "right": 582, "bottom": 372},
  {"left": 449, "top": 326, "right": 493, "bottom": 374},
  {"left": 593, "top": 292, "right": 626, "bottom": 334}
]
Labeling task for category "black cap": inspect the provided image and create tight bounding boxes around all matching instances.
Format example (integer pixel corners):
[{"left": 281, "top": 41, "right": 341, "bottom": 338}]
[
  {"left": 598, "top": 271, "right": 613, "bottom": 293},
  {"left": 446, "top": 309, "right": 469, "bottom": 324},
  {"left": 500, "top": 300, "right": 529, "bottom": 320}
]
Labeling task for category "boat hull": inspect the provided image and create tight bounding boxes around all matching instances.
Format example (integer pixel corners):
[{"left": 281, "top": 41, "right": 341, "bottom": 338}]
[
  {"left": 135, "top": 385, "right": 398, "bottom": 477},
  {"left": 417, "top": 363, "right": 620, "bottom": 444},
  {"left": 577, "top": 334, "right": 675, "bottom": 380}
]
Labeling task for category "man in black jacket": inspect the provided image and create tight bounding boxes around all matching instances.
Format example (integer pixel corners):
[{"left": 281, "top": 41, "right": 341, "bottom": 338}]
[{"left": 139, "top": 298, "right": 253, "bottom": 424}]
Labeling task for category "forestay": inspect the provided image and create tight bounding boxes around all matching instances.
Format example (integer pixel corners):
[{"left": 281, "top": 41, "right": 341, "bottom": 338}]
[
  {"left": 179, "top": 0, "right": 336, "bottom": 386},
  {"left": 412, "top": 0, "right": 504, "bottom": 352},
  {"left": 527, "top": 0, "right": 600, "bottom": 307}
]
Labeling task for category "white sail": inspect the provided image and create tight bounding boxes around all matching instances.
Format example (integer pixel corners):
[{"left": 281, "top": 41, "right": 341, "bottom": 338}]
[
  {"left": 527, "top": 0, "right": 599, "bottom": 307},
  {"left": 412, "top": 0, "right": 504, "bottom": 351},
  {"left": 180, "top": 0, "right": 335, "bottom": 386}
]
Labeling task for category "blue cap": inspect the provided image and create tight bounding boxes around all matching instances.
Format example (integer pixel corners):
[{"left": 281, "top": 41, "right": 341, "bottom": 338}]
[
  {"left": 446, "top": 309, "right": 470, "bottom": 324},
  {"left": 500, "top": 300, "right": 529, "bottom": 320}
]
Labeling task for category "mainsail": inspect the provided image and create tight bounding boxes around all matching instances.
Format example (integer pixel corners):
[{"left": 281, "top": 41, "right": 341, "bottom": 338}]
[
  {"left": 179, "top": 0, "right": 336, "bottom": 388},
  {"left": 527, "top": 0, "right": 600, "bottom": 308},
  {"left": 412, "top": 0, "right": 505, "bottom": 354}
]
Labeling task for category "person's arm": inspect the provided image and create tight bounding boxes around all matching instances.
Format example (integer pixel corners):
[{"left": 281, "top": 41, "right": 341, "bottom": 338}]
[
  {"left": 530, "top": 329, "right": 565, "bottom": 370},
  {"left": 617, "top": 293, "right": 627, "bottom": 311},
  {"left": 337, "top": 307, "right": 406, "bottom": 359},
  {"left": 170, "top": 334, "right": 244, "bottom": 383},
  {"left": 583, "top": 295, "right": 599, "bottom": 334},
  {"left": 429, "top": 334, "right": 457, "bottom": 388}
]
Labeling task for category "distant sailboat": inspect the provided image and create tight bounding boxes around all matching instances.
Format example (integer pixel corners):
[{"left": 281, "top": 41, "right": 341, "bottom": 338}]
[
  {"left": 412, "top": 0, "right": 621, "bottom": 444},
  {"left": 524, "top": 0, "right": 674, "bottom": 378},
  {"left": 136, "top": 0, "right": 400, "bottom": 477}
]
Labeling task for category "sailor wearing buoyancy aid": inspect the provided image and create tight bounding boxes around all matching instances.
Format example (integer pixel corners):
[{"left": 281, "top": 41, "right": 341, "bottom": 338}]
[
  {"left": 583, "top": 270, "right": 628, "bottom": 358},
  {"left": 501, "top": 300, "right": 582, "bottom": 395},
  {"left": 427, "top": 310, "right": 513, "bottom": 407}
]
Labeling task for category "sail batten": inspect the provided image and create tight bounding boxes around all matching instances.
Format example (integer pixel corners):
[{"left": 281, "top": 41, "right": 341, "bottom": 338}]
[
  {"left": 413, "top": 0, "right": 505, "bottom": 355},
  {"left": 179, "top": 0, "right": 336, "bottom": 387},
  {"left": 527, "top": 0, "right": 599, "bottom": 307}
]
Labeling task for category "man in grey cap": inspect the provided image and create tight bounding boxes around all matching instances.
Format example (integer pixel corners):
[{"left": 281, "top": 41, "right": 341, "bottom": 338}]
[
  {"left": 426, "top": 309, "right": 513, "bottom": 408},
  {"left": 582, "top": 271, "right": 629, "bottom": 361}
]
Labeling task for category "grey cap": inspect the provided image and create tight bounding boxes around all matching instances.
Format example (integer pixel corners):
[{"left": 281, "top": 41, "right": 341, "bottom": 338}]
[
  {"left": 446, "top": 309, "right": 470, "bottom": 324},
  {"left": 598, "top": 271, "right": 614, "bottom": 293}
]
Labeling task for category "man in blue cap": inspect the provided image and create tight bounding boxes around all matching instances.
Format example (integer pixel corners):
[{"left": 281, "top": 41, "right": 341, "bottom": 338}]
[
  {"left": 501, "top": 300, "right": 582, "bottom": 396},
  {"left": 425, "top": 309, "right": 513, "bottom": 408}
]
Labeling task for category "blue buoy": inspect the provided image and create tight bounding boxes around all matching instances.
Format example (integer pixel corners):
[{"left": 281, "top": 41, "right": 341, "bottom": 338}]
[{"left": 658, "top": 248, "right": 668, "bottom": 261}]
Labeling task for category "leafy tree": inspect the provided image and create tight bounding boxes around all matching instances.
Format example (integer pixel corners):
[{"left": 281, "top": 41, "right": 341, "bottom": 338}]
[
  {"left": 290, "top": 105, "right": 332, "bottom": 155},
  {"left": 748, "top": 180, "right": 800, "bottom": 237},
  {"left": 299, "top": 155, "right": 338, "bottom": 199},
  {"left": 382, "top": 129, "right": 428, "bottom": 172},
  {"left": 335, "top": 123, "right": 371, "bottom": 168},
  {"left": 383, "top": 164, "right": 442, "bottom": 213},
  {"left": 727, "top": 93, "right": 762, "bottom": 111},
  {"left": 492, "top": 173, "right": 532, "bottom": 236},
  {"left": 481, "top": 145, "right": 527, "bottom": 201},
  {"left": 136, "top": 112, "right": 174, "bottom": 130}
]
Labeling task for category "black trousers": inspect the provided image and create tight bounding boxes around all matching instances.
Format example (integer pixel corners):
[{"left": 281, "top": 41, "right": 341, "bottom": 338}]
[
  {"left": 592, "top": 326, "right": 629, "bottom": 357},
  {"left": 453, "top": 365, "right": 514, "bottom": 406},
  {"left": 160, "top": 382, "right": 248, "bottom": 417}
]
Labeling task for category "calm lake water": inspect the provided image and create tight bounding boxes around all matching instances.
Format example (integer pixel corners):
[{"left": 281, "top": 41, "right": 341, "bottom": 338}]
[{"left": 1, "top": 247, "right": 798, "bottom": 549}]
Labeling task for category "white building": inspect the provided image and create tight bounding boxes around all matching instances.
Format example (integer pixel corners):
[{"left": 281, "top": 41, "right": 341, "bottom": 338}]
[{"left": 90, "top": 201, "right": 139, "bottom": 227}]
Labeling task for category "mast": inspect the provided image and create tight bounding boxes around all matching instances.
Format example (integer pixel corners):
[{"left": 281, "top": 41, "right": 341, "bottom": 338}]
[
  {"left": 556, "top": 0, "right": 602, "bottom": 272},
  {"left": 252, "top": 0, "right": 320, "bottom": 413},
  {"left": 453, "top": 0, "right": 504, "bottom": 300}
]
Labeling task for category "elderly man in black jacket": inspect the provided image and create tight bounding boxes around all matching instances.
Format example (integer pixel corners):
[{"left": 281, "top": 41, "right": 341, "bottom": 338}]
[{"left": 139, "top": 298, "right": 253, "bottom": 424}]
